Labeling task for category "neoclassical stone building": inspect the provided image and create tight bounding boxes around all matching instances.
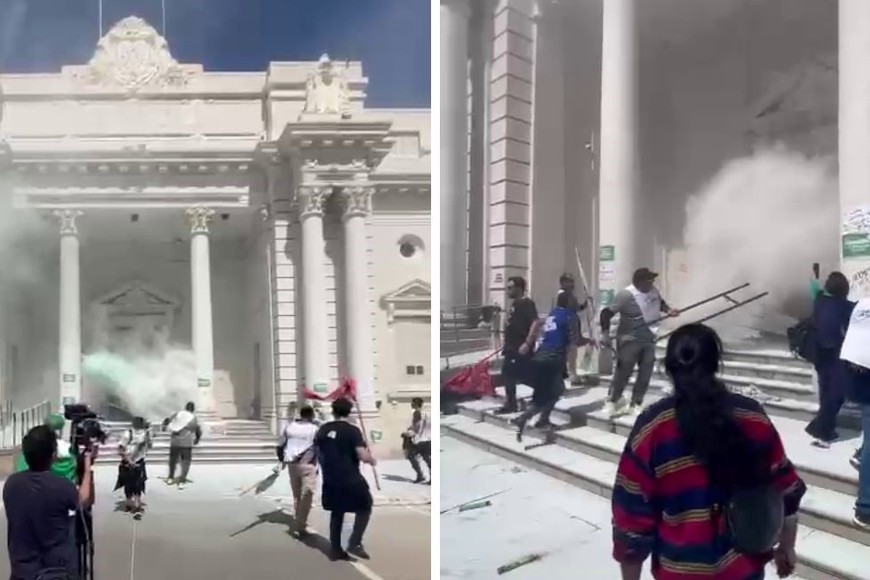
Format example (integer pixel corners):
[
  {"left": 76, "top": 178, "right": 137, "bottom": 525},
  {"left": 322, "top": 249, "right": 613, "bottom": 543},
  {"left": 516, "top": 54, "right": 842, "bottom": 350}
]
[
  {"left": 442, "top": 0, "right": 870, "bottom": 313},
  {"left": 0, "top": 16, "right": 431, "bottom": 454}
]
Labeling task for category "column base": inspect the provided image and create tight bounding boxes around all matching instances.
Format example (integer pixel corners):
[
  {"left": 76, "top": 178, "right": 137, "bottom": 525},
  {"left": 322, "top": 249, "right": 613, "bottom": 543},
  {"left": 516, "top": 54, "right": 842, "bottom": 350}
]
[{"left": 196, "top": 387, "right": 226, "bottom": 436}]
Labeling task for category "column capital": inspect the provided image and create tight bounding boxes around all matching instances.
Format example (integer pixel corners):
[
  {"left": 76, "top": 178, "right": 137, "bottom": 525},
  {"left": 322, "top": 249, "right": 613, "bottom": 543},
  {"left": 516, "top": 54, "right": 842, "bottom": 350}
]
[
  {"left": 185, "top": 206, "right": 216, "bottom": 235},
  {"left": 297, "top": 185, "right": 332, "bottom": 218},
  {"left": 54, "top": 209, "right": 83, "bottom": 236},
  {"left": 340, "top": 185, "right": 375, "bottom": 219}
]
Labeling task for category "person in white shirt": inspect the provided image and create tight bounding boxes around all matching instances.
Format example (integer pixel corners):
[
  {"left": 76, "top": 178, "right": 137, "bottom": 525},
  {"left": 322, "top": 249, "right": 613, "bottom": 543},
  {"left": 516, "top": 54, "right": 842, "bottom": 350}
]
[
  {"left": 403, "top": 397, "right": 431, "bottom": 484},
  {"left": 277, "top": 405, "right": 320, "bottom": 537}
]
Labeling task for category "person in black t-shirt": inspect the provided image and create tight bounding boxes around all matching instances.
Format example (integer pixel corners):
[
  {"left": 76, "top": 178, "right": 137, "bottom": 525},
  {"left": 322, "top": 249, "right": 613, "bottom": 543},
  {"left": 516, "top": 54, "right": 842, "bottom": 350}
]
[
  {"left": 314, "top": 398, "right": 377, "bottom": 561},
  {"left": 496, "top": 276, "right": 541, "bottom": 414},
  {"left": 3, "top": 425, "right": 94, "bottom": 580}
]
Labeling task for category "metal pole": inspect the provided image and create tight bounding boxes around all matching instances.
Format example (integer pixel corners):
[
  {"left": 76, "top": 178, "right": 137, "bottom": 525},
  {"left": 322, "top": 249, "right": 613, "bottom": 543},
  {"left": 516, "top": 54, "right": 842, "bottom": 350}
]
[
  {"left": 162, "top": 0, "right": 166, "bottom": 37},
  {"left": 98, "top": 0, "right": 103, "bottom": 38},
  {"left": 657, "top": 291, "right": 770, "bottom": 342}
]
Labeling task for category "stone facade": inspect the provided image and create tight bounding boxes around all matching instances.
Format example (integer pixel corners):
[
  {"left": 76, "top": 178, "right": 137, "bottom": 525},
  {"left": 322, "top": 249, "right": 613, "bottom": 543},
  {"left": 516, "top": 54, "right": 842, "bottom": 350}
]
[
  {"left": 446, "top": 0, "right": 870, "bottom": 314},
  {"left": 0, "top": 16, "right": 430, "bottom": 456}
]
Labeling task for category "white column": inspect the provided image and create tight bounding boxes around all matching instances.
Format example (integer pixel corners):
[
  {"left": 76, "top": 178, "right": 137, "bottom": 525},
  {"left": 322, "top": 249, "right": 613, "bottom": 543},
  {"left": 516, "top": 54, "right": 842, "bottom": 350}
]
[
  {"left": 597, "top": 0, "right": 637, "bottom": 306},
  {"left": 839, "top": 0, "right": 870, "bottom": 300},
  {"left": 185, "top": 206, "right": 217, "bottom": 417},
  {"left": 55, "top": 209, "right": 82, "bottom": 408},
  {"left": 341, "top": 186, "right": 377, "bottom": 420},
  {"left": 298, "top": 186, "right": 332, "bottom": 393},
  {"left": 441, "top": 0, "right": 470, "bottom": 308}
]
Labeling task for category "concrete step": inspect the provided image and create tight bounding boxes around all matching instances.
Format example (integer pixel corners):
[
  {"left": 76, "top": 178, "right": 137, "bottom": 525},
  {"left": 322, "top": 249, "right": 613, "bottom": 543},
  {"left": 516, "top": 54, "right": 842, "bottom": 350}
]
[
  {"left": 486, "top": 382, "right": 861, "bottom": 496},
  {"left": 94, "top": 454, "right": 276, "bottom": 465},
  {"left": 442, "top": 414, "right": 870, "bottom": 580}
]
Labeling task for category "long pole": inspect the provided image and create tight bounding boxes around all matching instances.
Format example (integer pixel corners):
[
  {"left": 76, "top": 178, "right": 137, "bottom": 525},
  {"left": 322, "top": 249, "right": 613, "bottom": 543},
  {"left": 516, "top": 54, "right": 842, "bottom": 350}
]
[
  {"left": 354, "top": 403, "right": 381, "bottom": 490},
  {"left": 645, "top": 282, "right": 751, "bottom": 327},
  {"left": 162, "top": 0, "right": 167, "bottom": 37},
  {"left": 98, "top": 0, "right": 103, "bottom": 38},
  {"left": 657, "top": 291, "right": 769, "bottom": 342}
]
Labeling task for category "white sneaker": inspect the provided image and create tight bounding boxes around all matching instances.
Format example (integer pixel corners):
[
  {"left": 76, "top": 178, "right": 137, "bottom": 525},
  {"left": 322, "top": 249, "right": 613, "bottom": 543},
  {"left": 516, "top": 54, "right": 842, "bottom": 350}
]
[
  {"left": 607, "top": 398, "right": 629, "bottom": 418},
  {"left": 627, "top": 404, "right": 642, "bottom": 417}
]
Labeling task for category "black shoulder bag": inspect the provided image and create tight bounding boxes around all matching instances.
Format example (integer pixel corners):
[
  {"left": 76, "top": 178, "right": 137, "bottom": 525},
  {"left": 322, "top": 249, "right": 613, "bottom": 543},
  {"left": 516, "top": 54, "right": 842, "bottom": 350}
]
[{"left": 716, "top": 481, "right": 785, "bottom": 555}]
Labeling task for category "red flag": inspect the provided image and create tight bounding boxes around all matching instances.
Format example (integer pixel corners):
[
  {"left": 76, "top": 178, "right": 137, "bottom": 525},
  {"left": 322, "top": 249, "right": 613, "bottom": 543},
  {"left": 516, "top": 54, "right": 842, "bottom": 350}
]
[
  {"left": 442, "top": 358, "right": 496, "bottom": 398},
  {"left": 302, "top": 377, "right": 358, "bottom": 402}
]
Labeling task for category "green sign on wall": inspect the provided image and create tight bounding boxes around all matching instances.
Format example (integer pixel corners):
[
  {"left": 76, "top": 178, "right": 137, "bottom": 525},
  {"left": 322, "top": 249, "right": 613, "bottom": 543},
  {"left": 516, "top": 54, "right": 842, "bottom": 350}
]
[
  {"left": 599, "top": 245, "right": 615, "bottom": 262},
  {"left": 599, "top": 289, "right": 615, "bottom": 307},
  {"left": 843, "top": 233, "right": 870, "bottom": 259}
]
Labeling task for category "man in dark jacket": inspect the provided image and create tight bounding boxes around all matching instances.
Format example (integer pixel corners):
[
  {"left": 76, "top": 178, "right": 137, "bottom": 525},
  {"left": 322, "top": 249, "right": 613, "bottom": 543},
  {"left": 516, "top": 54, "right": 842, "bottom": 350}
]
[{"left": 806, "top": 272, "right": 856, "bottom": 447}]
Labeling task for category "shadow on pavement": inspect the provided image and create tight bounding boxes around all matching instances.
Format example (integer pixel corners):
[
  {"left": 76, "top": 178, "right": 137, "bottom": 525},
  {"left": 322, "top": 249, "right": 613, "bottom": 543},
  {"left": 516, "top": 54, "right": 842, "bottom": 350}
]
[
  {"left": 382, "top": 473, "right": 416, "bottom": 484},
  {"left": 229, "top": 509, "right": 333, "bottom": 559}
]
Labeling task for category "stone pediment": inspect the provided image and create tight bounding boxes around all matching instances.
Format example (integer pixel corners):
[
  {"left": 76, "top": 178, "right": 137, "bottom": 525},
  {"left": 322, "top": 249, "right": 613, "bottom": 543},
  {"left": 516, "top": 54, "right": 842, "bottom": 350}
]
[
  {"left": 94, "top": 280, "right": 180, "bottom": 311},
  {"left": 382, "top": 279, "right": 431, "bottom": 303},
  {"left": 69, "top": 16, "right": 196, "bottom": 92}
]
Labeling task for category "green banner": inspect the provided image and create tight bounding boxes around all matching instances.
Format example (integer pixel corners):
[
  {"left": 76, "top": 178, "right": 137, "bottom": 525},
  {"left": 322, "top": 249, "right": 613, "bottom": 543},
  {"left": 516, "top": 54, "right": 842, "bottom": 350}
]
[
  {"left": 313, "top": 382, "right": 328, "bottom": 394},
  {"left": 599, "top": 245, "right": 615, "bottom": 262},
  {"left": 843, "top": 233, "right": 870, "bottom": 259}
]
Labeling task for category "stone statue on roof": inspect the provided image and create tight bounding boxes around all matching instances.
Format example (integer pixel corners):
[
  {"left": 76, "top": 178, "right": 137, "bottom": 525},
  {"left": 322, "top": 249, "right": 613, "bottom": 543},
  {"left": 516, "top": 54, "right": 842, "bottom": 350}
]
[{"left": 303, "top": 54, "right": 351, "bottom": 118}]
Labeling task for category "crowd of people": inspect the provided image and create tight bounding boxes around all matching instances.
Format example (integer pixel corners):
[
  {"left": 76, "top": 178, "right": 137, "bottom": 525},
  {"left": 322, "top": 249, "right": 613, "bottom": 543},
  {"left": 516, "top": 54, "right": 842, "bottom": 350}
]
[
  {"left": 494, "top": 265, "right": 870, "bottom": 578},
  {"left": 1, "top": 390, "right": 416, "bottom": 577}
]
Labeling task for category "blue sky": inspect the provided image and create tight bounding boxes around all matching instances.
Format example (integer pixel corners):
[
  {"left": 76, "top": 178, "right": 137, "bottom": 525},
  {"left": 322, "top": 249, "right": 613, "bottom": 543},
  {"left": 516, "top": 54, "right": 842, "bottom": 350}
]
[{"left": 0, "top": 0, "right": 430, "bottom": 107}]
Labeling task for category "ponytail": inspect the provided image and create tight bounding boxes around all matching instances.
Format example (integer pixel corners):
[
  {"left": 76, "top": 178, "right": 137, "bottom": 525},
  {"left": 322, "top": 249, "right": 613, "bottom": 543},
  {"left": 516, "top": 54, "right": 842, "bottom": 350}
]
[{"left": 666, "top": 325, "right": 765, "bottom": 487}]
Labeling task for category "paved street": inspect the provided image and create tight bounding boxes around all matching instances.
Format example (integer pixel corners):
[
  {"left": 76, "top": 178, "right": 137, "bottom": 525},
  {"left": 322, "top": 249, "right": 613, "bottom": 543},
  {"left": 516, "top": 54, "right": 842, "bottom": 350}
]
[{"left": 0, "top": 461, "right": 430, "bottom": 580}]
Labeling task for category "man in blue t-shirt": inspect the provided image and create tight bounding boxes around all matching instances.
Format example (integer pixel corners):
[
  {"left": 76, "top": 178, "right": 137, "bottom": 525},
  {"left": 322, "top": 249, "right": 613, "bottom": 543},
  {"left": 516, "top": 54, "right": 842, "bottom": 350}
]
[
  {"left": 3, "top": 425, "right": 93, "bottom": 580},
  {"left": 515, "top": 291, "right": 590, "bottom": 441}
]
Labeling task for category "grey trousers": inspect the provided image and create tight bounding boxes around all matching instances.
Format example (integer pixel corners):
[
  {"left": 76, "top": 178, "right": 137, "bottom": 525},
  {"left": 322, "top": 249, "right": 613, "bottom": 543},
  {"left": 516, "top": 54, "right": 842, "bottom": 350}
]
[{"left": 609, "top": 340, "right": 656, "bottom": 405}]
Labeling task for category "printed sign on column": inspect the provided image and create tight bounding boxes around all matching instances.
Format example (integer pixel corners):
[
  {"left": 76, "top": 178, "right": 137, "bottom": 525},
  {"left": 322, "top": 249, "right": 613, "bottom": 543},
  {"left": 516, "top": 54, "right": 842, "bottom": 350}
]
[
  {"left": 842, "top": 206, "right": 870, "bottom": 300},
  {"left": 598, "top": 245, "right": 616, "bottom": 307}
]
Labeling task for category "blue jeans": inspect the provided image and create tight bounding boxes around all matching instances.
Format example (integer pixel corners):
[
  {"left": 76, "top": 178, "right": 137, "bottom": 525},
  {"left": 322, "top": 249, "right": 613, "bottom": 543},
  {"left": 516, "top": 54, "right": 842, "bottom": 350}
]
[{"left": 858, "top": 405, "right": 870, "bottom": 518}]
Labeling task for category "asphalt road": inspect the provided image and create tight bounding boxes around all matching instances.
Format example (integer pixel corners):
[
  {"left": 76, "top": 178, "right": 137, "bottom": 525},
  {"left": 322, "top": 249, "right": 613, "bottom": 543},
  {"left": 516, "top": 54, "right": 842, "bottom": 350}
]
[{"left": 0, "top": 464, "right": 431, "bottom": 580}]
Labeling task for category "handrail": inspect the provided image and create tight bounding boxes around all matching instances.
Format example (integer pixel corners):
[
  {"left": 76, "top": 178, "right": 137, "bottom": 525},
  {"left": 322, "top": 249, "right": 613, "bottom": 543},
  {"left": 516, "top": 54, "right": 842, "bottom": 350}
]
[{"left": 0, "top": 399, "right": 52, "bottom": 450}]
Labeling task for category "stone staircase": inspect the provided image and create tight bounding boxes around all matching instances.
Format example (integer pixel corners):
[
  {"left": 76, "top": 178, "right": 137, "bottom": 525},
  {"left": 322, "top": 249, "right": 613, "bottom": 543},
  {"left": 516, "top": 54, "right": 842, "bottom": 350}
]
[
  {"left": 442, "top": 345, "right": 869, "bottom": 580},
  {"left": 96, "top": 419, "right": 277, "bottom": 465}
]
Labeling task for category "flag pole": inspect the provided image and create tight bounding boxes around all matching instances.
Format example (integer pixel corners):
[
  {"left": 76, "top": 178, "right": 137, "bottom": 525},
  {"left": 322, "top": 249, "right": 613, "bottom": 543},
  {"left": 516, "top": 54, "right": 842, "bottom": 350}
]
[
  {"left": 353, "top": 398, "right": 381, "bottom": 491},
  {"left": 98, "top": 0, "right": 103, "bottom": 38}
]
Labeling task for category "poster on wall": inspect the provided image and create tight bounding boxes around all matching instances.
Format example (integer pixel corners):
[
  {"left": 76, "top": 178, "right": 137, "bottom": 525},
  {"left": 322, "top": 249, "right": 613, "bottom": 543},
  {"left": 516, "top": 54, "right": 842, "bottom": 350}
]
[
  {"left": 598, "top": 245, "right": 617, "bottom": 308},
  {"left": 843, "top": 206, "right": 870, "bottom": 260},
  {"left": 843, "top": 206, "right": 870, "bottom": 300}
]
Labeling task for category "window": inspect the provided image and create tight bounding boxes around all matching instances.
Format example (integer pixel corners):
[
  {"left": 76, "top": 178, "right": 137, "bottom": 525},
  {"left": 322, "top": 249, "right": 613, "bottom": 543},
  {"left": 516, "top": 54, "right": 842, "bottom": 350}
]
[
  {"left": 400, "top": 242, "right": 416, "bottom": 258},
  {"left": 405, "top": 365, "right": 425, "bottom": 376},
  {"left": 415, "top": 365, "right": 424, "bottom": 375},
  {"left": 406, "top": 365, "right": 415, "bottom": 375},
  {"left": 397, "top": 234, "right": 425, "bottom": 260}
]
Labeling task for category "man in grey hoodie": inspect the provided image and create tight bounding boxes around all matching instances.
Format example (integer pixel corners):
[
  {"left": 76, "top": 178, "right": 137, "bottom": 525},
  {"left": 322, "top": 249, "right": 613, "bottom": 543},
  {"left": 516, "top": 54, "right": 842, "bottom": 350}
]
[{"left": 162, "top": 401, "right": 202, "bottom": 489}]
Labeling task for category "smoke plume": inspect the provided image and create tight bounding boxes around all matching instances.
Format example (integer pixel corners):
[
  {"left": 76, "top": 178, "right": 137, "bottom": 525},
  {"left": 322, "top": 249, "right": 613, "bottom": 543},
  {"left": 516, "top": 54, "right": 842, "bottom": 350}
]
[
  {"left": 671, "top": 147, "right": 839, "bottom": 342},
  {"left": 82, "top": 306, "right": 199, "bottom": 421}
]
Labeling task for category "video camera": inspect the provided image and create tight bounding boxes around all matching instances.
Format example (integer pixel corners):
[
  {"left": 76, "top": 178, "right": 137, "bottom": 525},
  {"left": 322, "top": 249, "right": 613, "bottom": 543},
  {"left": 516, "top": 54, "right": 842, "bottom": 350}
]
[
  {"left": 62, "top": 404, "right": 103, "bottom": 580},
  {"left": 63, "top": 404, "right": 107, "bottom": 457}
]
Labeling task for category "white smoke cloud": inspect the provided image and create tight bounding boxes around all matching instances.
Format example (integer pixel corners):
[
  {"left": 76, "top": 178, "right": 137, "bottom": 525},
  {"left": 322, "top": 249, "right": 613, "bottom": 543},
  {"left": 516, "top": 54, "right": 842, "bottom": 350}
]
[
  {"left": 672, "top": 147, "right": 839, "bottom": 342},
  {"left": 82, "top": 306, "right": 199, "bottom": 421}
]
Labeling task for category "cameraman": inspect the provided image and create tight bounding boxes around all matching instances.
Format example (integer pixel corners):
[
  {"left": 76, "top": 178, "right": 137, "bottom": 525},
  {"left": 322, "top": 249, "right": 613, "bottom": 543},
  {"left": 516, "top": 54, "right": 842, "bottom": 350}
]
[{"left": 3, "top": 424, "right": 94, "bottom": 580}]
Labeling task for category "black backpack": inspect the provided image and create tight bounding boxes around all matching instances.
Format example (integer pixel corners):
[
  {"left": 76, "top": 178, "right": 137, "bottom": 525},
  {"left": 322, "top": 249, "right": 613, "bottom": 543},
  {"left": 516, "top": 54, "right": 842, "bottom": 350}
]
[
  {"left": 787, "top": 317, "right": 817, "bottom": 364},
  {"left": 719, "top": 484, "right": 785, "bottom": 554}
]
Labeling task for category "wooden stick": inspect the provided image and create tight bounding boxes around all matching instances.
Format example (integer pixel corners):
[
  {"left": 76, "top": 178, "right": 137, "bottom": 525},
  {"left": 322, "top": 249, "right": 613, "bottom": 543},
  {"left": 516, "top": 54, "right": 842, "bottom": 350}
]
[{"left": 354, "top": 401, "right": 382, "bottom": 491}]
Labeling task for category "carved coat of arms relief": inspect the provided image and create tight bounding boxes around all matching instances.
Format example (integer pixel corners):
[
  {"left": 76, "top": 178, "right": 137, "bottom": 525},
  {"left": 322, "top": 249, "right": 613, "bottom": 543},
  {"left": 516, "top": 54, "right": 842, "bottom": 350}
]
[{"left": 74, "top": 16, "right": 192, "bottom": 92}]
